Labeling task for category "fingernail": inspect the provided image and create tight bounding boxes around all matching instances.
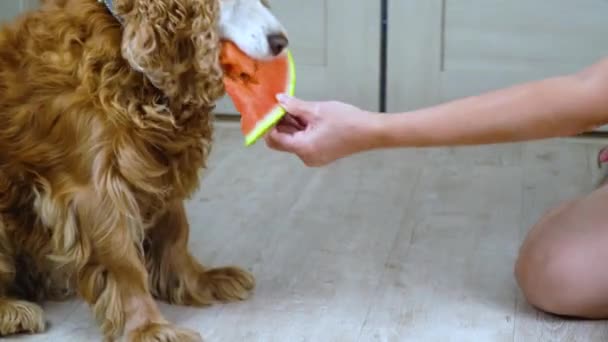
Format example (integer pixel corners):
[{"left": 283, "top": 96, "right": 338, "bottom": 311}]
[{"left": 276, "top": 93, "right": 290, "bottom": 104}]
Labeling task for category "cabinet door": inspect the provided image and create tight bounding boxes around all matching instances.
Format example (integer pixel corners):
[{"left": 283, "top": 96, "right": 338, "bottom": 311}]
[
  {"left": 387, "top": 0, "right": 608, "bottom": 112},
  {"left": 214, "top": 0, "right": 382, "bottom": 115}
]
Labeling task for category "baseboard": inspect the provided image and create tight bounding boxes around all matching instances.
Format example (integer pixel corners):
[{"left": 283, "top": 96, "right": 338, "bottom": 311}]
[
  {"left": 214, "top": 114, "right": 240, "bottom": 121},
  {"left": 570, "top": 132, "right": 608, "bottom": 144}
]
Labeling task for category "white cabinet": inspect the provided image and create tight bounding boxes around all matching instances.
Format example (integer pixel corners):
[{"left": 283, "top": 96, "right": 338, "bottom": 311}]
[
  {"left": 387, "top": 0, "right": 608, "bottom": 113},
  {"left": 1, "top": 1, "right": 382, "bottom": 115},
  {"left": 4, "top": 1, "right": 606, "bottom": 123},
  {"left": 215, "top": 0, "right": 382, "bottom": 115}
]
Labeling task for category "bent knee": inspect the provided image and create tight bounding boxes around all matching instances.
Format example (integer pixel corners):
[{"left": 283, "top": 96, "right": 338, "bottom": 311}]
[
  {"left": 515, "top": 206, "right": 608, "bottom": 316},
  {"left": 515, "top": 229, "right": 608, "bottom": 318},
  {"left": 515, "top": 243, "right": 574, "bottom": 315}
]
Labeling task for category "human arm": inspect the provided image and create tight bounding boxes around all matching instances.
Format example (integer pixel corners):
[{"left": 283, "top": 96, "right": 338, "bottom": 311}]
[
  {"left": 265, "top": 58, "right": 608, "bottom": 166},
  {"left": 376, "top": 58, "right": 608, "bottom": 148}
]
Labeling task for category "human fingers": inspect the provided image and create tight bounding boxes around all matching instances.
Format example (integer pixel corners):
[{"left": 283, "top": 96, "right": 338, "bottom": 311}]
[
  {"left": 264, "top": 132, "right": 287, "bottom": 152},
  {"left": 264, "top": 128, "right": 291, "bottom": 152},
  {"left": 276, "top": 114, "right": 306, "bottom": 132},
  {"left": 264, "top": 129, "right": 326, "bottom": 167},
  {"left": 275, "top": 121, "right": 301, "bottom": 134},
  {"left": 264, "top": 128, "right": 290, "bottom": 152},
  {"left": 276, "top": 94, "right": 316, "bottom": 121},
  {"left": 264, "top": 127, "right": 304, "bottom": 153}
]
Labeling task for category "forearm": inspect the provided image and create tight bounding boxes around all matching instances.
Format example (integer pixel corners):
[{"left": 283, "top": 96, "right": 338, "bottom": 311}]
[{"left": 373, "top": 59, "right": 608, "bottom": 148}]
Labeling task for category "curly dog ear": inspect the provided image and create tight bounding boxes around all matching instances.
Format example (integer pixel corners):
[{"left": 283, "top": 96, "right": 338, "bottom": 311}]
[{"left": 116, "top": 0, "right": 224, "bottom": 105}]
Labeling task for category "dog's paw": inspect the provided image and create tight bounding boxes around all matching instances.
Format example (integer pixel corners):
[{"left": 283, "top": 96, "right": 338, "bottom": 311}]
[
  {"left": 0, "top": 299, "right": 46, "bottom": 336},
  {"left": 128, "top": 322, "right": 203, "bottom": 342},
  {"left": 205, "top": 266, "right": 255, "bottom": 302}
]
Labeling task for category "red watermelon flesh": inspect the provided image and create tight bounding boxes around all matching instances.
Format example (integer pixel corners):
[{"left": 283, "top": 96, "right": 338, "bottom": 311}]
[{"left": 220, "top": 40, "right": 296, "bottom": 146}]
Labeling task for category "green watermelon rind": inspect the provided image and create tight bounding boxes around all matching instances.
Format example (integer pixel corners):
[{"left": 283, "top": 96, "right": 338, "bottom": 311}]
[{"left": 244, "top": 49, "right": 296, "bottom": 147}]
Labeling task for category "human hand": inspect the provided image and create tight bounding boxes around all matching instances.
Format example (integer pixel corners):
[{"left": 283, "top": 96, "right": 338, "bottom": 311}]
[{"left": 264, "top": 94, "right": 382, "bottom": 167}]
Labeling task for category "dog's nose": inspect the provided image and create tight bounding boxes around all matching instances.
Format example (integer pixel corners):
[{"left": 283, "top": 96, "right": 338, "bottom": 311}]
[{"left": 267, "top": 33, "right": 289, "bottom": 56}]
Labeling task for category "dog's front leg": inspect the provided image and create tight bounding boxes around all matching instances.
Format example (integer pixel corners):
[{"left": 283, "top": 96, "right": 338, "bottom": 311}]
[
  {"left": 145, "top": 200, "right": 255, "bottom": 307},
  {"left": 75, "top": 193, "right": 202, "bottom": 342}
]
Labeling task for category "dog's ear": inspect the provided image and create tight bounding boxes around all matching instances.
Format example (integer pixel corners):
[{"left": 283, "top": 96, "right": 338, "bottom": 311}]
[{"left": 116, "top": 0, "right": 224, "bottom": 104}]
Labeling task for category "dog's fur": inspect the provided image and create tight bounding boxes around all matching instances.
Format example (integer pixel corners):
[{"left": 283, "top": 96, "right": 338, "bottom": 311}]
[{"left": 0, "top": 0, "right": 287, "bottom": 340}]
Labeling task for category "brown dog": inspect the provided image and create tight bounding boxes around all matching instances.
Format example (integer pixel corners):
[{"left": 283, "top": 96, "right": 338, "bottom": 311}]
[{"left": 0, "top": 0, "right": 288, "bottom": 340}]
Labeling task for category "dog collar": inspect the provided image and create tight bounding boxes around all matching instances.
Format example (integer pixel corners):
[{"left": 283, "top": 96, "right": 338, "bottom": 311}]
[{"left": 98, "top": 0, "right": 123, "bottom": 25}]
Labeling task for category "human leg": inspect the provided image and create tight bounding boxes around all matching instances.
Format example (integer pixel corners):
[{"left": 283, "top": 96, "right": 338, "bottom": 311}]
[{"left": 515, "top": 184, "right": 608, "bottom": 318}]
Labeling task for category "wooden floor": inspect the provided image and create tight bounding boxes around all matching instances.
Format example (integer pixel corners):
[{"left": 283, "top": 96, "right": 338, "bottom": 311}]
[{"left": 8, "top": 122, "right": 608, "bottom": 341}]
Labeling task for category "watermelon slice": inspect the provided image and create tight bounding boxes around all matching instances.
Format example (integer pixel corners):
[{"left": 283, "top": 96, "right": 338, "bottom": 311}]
[{"left": 220, "top": 40, "right": 296, "bottom": 146}]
